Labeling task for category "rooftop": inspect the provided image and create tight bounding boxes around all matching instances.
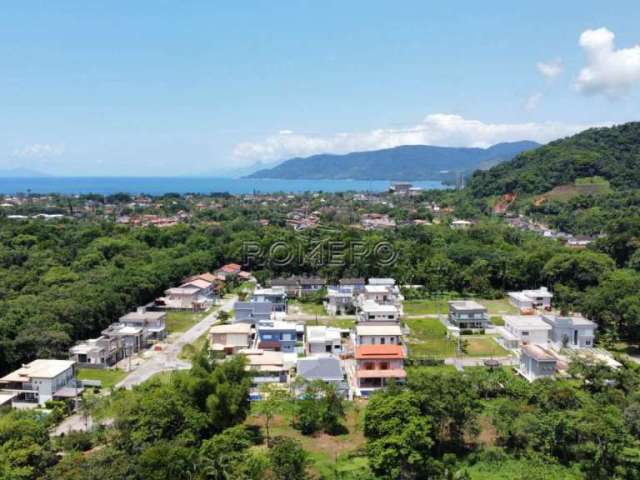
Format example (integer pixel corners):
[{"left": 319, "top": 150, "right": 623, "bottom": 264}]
[
  {"left": 356, "top": 324, "right": 403, "bottom": 336},
  {"left": 209, "top": 323, "right": 251, "bottom": 334},
  {"left": 307, "top": 325, "right": 341, "bottom": 343},
  {"left": 448, "top": 300, "right": 487, "bottom": 311},
  {"left": 503, "top": 315, "right": 552, "bottom": 330},
  {"left": 1, "top": 359, "right": 75, "bottom": 382},
  {"left": 367, "top": 278, "right": 396, "bottom": 286},
  {"left": 120, "top": 311, "right": 166, "bottom": 322},
  {"left": 542, "top": 314, "right": 597, "bottom": 328},
  {"left": 355, "top": 344, "right": 405, "bottom": 360},
  {"left": 257, "top": 320, "right": 299, "bottom": 331},
  {"left": 521, "top": 344, "right": 556, "bottom": 362},
  {"left": 297, "top": 356, "right": 343, "bottom": 381}
]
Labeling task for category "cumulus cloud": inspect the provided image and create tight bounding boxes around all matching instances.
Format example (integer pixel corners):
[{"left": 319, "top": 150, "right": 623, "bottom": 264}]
[
  {"left": 575, "top": 27, "right": 640, "bottom": 97},
  {"left": 524, "top": 92, "right": 543, "bottom": 112},
  {"left": 233, "top": 114, "right": 599, "bottom": 162},
  {"left": 537, "top": 58, "right": 563, "bottom": 79},
  {"left": 12, "top": 143, "right": 65, "bottom": 158}
]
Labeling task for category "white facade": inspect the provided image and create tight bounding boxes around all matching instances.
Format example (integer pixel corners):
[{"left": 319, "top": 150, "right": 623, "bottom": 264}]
[
  {"left": 508, "top": 287, "right": 553, "bottom": 311},
  {"left": 357, "top": 300, "right": 400, "bottom": 325},
  {"left": 503, "top": 315, "right": 552, "bottom": 345},
  {"left": 306, "top": 326, "right": 342, "bottom": 355},
  {"left": 355, "top": 324, "right": 403, "bottom": 345},
  {"left": 0, "top": 359, "right": 77, "bottom": 405}
]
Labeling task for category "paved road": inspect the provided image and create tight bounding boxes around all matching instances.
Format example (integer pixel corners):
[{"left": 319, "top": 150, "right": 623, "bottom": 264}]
[{"left": 116, "top": 295, "right": 237, "bottom": 389}]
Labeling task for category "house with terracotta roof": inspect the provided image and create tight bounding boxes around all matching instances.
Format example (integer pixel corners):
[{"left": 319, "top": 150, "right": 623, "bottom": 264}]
[
  {"left": 354, "top": 344, "right": 406, "bottom": 396},
  {"left": 216, "top": 263, "right": 242, "bottom": 279}
]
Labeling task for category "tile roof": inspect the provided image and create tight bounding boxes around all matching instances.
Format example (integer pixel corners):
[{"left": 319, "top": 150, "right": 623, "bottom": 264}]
[{"left": 355, "top": 344, "right": 405, "bottom": 359}]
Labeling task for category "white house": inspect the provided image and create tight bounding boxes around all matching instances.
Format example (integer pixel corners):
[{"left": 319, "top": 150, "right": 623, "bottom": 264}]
[
  {"left": 518, "top": 344, "right": 557, "bottom": 382},
  {"left": 542, "top": 314, "right": 597, "bottom": 349},
  {"left": 355, "top": 324, "right": 403, "bottom": 346},
  {"left": 306, "top": 326, "right": 342, "bottom": 355},
  {"left": 325, "top": 287, "right": 355, "bottom": 315},
  {"left": 502, "top": 315, "right": 552, "bottom": 346},
  {"left": 357, "top": 300, "right": 400, "bottom": 325},
  {"left": 0, "top": 359, "right": 81, "bottom": 406},
  {"left": 507, "top": 287, "right": 553, "bottom": 312},
  {"left": 208, "top": 323, "right": 252, "bottom": 355}
]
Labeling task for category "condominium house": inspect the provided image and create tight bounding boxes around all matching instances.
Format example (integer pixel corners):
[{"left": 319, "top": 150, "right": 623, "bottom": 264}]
[
  {"left": 119, "top": 308, "right": 167, "bottom": 342},
  {"left": 325, "top": 286, "right": 356, "bottom": 315},
  {"left": 296, "top": 356, "right": 345, "bottom": 387},
  {"left": 299, "top": 276, "right": 327, "bottom": 295},
  {"left": 269, "top": 276, "right": 326, "bottom": 297},
  {"left": 355, "top": 344, "right": 406, "bottom": 396},
  {"left": 358, "top": 284, "right": 404, "bottom": 315},
  {"left": 0, "top": 359, "right": 81, "bottom": 406},
  {"left": 448, "top": 301, "right": 490, "bottom": 330},
  {"left": 339, "top": 277, "right": 366, "bottom": 293},
  {"left": 251, "top": 287, "right": 288, "bottom": 313},
  {"left": 271, "top": 277, "right": 301, "bottom": 297},
  {"left": 507, "top": 287, "right": 553, "bottom": 312},
  {"left": 500, "top": 315, "right": 552, "bottom": 348},
  {"left": 518, "top": 344, "right": 557, "bottom": 382},
  {"left": 234, "top": 301, "right": 273, "bottom": 324},
  {"left": 355, "top": 324, "right": 403, "bottom": 346},
  {"left": 208, "top": 323, "right": 252, "bottom": 355},
  {"left": 357, "top": 300, "right": 400, "bottom": 325},
  {"left": 69, "top": 336, "right": 123, "bottom": 368},
  {"left": 256, "top": 320, "right": 298, "bottom": 353},
  {"left": 542, "top": 314, "right": 597, "bottom": 349},
  {"left": 306, "top": 326, "right": 342, "bottom": 355},
  {"left": 239, "top": 349, "right": 289, "bottom": 397},
  {"left": 159, "top": 282, "right": 213, "bottom": 310},
  {"left": 101, "top": 324, "right": 144, "bottom": 355},
  {"left": 215, "top": 263, "right": 242, "bottom": 279},
  {"left": 179, "top": 278, "right": 216, "bottom": 298}
]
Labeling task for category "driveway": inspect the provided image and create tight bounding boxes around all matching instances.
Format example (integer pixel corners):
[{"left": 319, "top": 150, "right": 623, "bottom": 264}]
[{"left": 116, "top": 295, "right": 237, "bottom": 389}]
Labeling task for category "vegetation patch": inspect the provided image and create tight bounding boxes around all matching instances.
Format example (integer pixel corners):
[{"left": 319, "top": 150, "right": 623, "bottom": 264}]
[{"left": 77, "top": 368, "right": 126, "bottom": 389}]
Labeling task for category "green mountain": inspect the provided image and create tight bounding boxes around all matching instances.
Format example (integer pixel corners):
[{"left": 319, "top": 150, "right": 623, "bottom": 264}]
[
  {"left": 468, "top": 122, "right": 640, "bottom": 197},
  {"left": 246, "top": 141, "right": 540, "bottom": 181}
]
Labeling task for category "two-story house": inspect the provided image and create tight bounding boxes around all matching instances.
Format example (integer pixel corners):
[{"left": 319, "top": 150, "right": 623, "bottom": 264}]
[
  {"left": 208, "top": 323, "right": 252, "bottom": 355},
  {"left": 355, "top": 344, "right": 406, "bottom": 396},
  {"left": 518, "top": 344, "right": 557, "bottom": 382},
  {"left": 542, "top": 314, "right": 597, "bottom": 349},
  {"left": 507, "top": 287, "right": 553, "bottom": 312},
  {"left": 500, "top": 315, "right": 552, "bottom": 348},
  {"left": 233, "top": 301, "right": 273, "bottom": 324},
  {"left": 119, "top": 308, "right": 167, "bottom": 342},
  {"left": 69, "top": 335, "right": 123, "bottom": 368},
  {"left": 357, "top": 300, "right": 400, "bottom": 325},
  {"left": 256, "top": 320, "right": 298, "bottom": 353},
  {"left": 448, "top": 301, "right": 490, "bottom": 330},
  {"left": 306, "top": 326, "right": 342, "bottom": 355},
  {"left": 355, "top": 324, "right": 403, "bottom": 346},
  {"left": 251, "top": 287, "right": 288, "bottom": 313},
  {"left": 325, "top": 286, "right": 356, "bottom": 315}
]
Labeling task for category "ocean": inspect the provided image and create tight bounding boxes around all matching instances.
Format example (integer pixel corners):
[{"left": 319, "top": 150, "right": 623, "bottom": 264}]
[{"left": 0, "top": 177, "right": 446, "bottom": 195}]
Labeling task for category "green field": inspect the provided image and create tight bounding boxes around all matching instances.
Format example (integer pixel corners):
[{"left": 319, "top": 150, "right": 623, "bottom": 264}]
[
  {"left": 404, "top": 298, "right": 517, "bottom": 317},
  {"left": 464, "top": 336, "right": 509, "bottom": 357},
  {"left": 77, "top": 368, "right": 126, "bottom": 389},
  {"left": 406, "top": 318, "right": 456, "bottom": 358},
  {"left": 291, "top": 300, "right": 326, "bottom": 316},
  {"left": 465, "top": 457, "right": 583, "bottom": 479},
  {"left": 165, "top": 309, "right": 211, "bottom": 334},
  {"left": 313, "top": 318, "right": 356, "bottom": 329}
]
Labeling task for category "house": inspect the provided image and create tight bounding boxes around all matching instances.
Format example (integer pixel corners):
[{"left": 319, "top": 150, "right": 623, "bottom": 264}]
[
  {"left": 233, "top": 301, "right": 273, "bottom": 324},
  {"left": 216, "top": 263, "right": 242, "bottom": 279},
  {"left": 325, "top": 286, "right": 355, "bottom": 315},
  {"left": 355, "top": 345, "right": 406, "bottom": 396},
  {"left": 518, "top": 344, "right": 557, "bottom": 382},
  {"left": 271, "top": 277, "right": 301, "bottom": 297},
  {"left": 450, "top": 219, "right": 472, "bottom": 230},
  {"left": 448, "top": 301, "right": 490, "bottom": 330},
  {"left": 0, "top": 359, "right": 81, "bottom": 406},
  {"left": 256, "top": 320, "right": 298, "bottom": 353},
  {"left": 296, "top": 356, "right": 345, "bottom": 387},
  {"left": 339, "top": 277, "right": 366, "bottom": 293},
  {"left": 101, "top": 324, "right": 144, "bottom": 355},
  {"left": 239, "top": 349, "right": 289, "bottom": 395},
  {"left": 355, "top": 324, "right": 403, "bottom": 346},
  {"left": 367, "top": 278, "right": 396, "bottom": 286},
  {"left": 208, "top": 323, "right": 252, "bottom": 355},
  {"left": 357, "top": 300, "right": 400, "bottom": 325},
  {"left": 119, "top": 308, "right": 167, "bottom": 341},
  {"left": 69, "top": 336, "right": 123, "bottom": 368},
  {"left": 507, "top": 287, "right": 553, "bottom": 312},
  {"left": 390, "top": 182, "right": 413, "bottom": 196},
  {"left": 159, "top": 285, "right": 210, "bottom": 311},
  {"left": 361, "top": 213, "right": 396, "bottom": 230},
  {"left": 299, "top": 276, "right": 326, "bottom": 295},
  {"left": 306, "top": 326, "right": 342, "bottom": 355},
  {"left": 542, "top": 314, "right": 597, "bottom": 349},
  {"left": 251, "top": 287, "right": 288, "bottom": 312},
  {"left": 358, "top": 284, "right": 404, "bottom": 315},
  {"left": 501, "top": 316, "right": 552, "bottom": 348}
]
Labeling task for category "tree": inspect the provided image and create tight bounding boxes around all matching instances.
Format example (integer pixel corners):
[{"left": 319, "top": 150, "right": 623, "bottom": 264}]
[
  {"left": 254, "top": 384, "right": 292, "bottom": 446},
  {"left": 198, "top": 426, "right": 254, "bottom": 480},
  {"left": 268, "top": 436, "right": 309, "bottom": 480},
  {"left": 217, "top": 310, "right": 231, "bottom": 324}
]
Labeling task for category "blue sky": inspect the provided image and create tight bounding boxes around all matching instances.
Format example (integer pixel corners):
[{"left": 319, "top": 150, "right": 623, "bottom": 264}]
[{"left": 1, "top": 1, "right": 639, "bottom": 176}]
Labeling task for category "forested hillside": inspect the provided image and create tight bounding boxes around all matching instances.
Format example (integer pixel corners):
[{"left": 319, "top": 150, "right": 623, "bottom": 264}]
[{"left": 468, "top": 122, "right": 640, "bottom": 197}]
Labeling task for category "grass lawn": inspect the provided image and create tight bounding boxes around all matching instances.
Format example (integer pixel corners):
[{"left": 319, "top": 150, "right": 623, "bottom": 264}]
[
  {"left": 404, "top": 298, "right": 517, "bottom": 317},
  {"left": 246, "top": 400, "right": 370, "bottom": 479},
  {"left": 406, "top": 318, "right": 456, "bottom": 358},
  {"left": 165, "top": 309, "right": 211, "bottom": 334},
  {"left": 490, "top": 316, "right": 505, "bottom": 326},
  {"left": 312, "top": 318, "right": 356, "bottom": 329},
  {"left": 291, "top": 300, "right": 326, "bottom": 316},
  {"left": 179, "top": 330, "right": 209, "bottom": 360},
  {"left": 77, "top": 368, "right": 126, "bottom": 389},
  {"left": 463, "top": 336, "right": 510, "bottom": 357},
  {"left": 480, "top": 299, "right": 518, "bottom": 315},
  {"left": 407, "top": 364, "right": 458, "bottom": 375}
]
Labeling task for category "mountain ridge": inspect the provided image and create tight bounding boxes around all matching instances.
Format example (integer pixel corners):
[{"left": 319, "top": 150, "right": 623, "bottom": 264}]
[{"left": 246, "top": 141, "right": 540, "bottom": 181}]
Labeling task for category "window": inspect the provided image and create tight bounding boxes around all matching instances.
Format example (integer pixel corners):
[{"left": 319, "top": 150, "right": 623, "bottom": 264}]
[
  {"left": 364, "top": 362, "right": 374, "bottom": 370},
  {"left": 379, "top": 362, "right": 389, "bottom": 370},
  {"left": 380, "top": 337, "right": 386, "bottom": 345},
  {"left": 521, "top": 331, "right": 529, "bottom": 336}
]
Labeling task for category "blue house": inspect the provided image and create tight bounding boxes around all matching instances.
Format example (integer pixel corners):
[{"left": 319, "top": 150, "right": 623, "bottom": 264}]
[
  {"left": 256, "top": 320, "right": 298, "bottom": 353},
  {"left": 233, "top": 301, "right": 272, "bottom": 324}
]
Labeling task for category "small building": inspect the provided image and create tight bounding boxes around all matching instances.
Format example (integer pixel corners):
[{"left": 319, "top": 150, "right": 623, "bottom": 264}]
[
  {"left": 101, "top": 324, "right": 144, "bottom": 355},
  {"left": 69, "top": 336, "right": 123, "bottom": 368},
  {"left": 358, "top": 284, "right": 404, "bottom": 315},
  {"left": 325, "top": 287, "right": 355, "bottom": 315},
  {"left": 507, "top": 287, "right": 553, "bottom": 312},
  {"left": 233, "top": 301, "right": 273, "bottom": 324},
  {"left": 542, "top": 314, "right": 597, "bottom": 349},
  {"left": 0, "top": 359, "right": 81, "bottom": 406},
  {"left": 256, "top": 320, "right": 298, "bottom": 353},
  {"left": 252, "top": 287, "right": 288, "bottom": 313},
  {"left": 339, "top": 277, "right": 366, "bottom": 293},
  {"left": 503, "top": 315, "right": 552, "bottom": 346},
  {"left": 357, "top": 300, "right": 400, "bottom": 325},
  {"left": 119, "top": 308, "right": 167, "bottom": 341},
  {"left": 518, "top": 344, "right": 557, "bottom": 382},
  {"left": 299, "top": 276, "right": 326, "bottom": 295},
  {"left": 239, "top": 349, "right": 289, "bottom": 394},
  {"left": 355, "top": 345, "right": 406, "bottom": 396},
  {"left": 216, "top": 263, "right": 242, "bottom": 279},
  {"left": 355, "top": 324, "right": 403, "bottom": 346},
  {"left": 448, "top": 300, "right": 490, "bottom": 330},
  {"left": 451, "top": 219, "right": 472, "bottom": 230},
  {"left": 390, "top": 182, "right": 413, "bottom": 196},
  {"left": 296, "top": 356, "right": 344, "bottom": 386},
  {"left": 160, "top": 286, "right": 209, "bottom": 310},
  {"left": 306, "top": 326, "right": 342, "bottom": 355},
  {"left": 367, "top": 278, "right": 396, "bottom": 287},
  {"left": 208, "top": 323, "right": 252, "bottom": 355},
  {"left": 271, "top": 277, "right": 302, "bottom": 297}
]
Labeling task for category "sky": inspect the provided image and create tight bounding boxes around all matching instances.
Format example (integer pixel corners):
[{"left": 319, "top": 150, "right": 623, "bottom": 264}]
[{"left": 1, "top": 1, "right": 639, "bottom": 176}]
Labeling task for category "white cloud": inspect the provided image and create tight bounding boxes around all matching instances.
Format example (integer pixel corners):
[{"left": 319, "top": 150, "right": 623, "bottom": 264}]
[
  {"left": 575, "top": 27, "right": 640, "bottom": 97},
  {"left": 233, "top": 114, "right": 600, "bottom": 162},
  {"left": 12, "top": 143, "right": 65, "bottom": 158},
  {"left": 524, "top": 92, "right": 543, "bottom": 111},
  {"left": 537, "top": 58, "right": 563, "bottom": 79}
]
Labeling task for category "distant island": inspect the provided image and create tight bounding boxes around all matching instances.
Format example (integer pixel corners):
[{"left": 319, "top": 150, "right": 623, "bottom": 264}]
[{"left": 246, "top": 141, "right": 540, "bottom": 181}]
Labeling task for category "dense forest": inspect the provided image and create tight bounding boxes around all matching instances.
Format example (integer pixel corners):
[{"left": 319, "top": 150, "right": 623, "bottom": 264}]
[{"left": 468, "top": 122, "right": 640, "bottom": 197}]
